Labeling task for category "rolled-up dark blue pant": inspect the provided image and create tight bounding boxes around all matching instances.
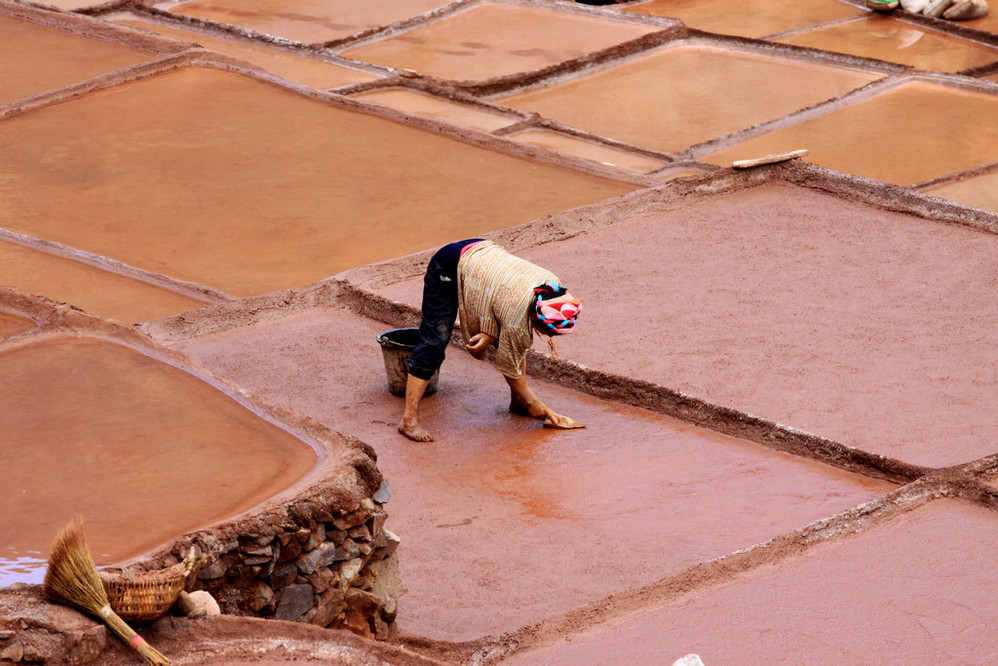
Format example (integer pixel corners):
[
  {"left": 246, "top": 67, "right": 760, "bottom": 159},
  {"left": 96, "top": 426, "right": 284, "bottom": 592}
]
[{"left": 407, "top": 239, "right": 483, "bottom": 380}]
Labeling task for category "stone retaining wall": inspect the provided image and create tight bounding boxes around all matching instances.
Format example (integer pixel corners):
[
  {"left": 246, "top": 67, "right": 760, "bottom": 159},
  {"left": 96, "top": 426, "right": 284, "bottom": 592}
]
[
  {"left": 0, "top": 479, "right": 401, "bottom": 664},
  {"left": 0, "top": 461, "right": 401, "bottom": 665},
  {"left": 177, "top": 489, "right": 400, "bottom": 641}
]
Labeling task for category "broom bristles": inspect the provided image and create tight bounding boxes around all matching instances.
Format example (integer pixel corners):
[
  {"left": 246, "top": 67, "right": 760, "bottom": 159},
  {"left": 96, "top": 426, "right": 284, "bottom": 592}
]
[
  {"left": 43, "top": 517, "right": 108, "bottom": 614},
  {"left": 44, "top": 518, "right": 171, "bottom": 665}
]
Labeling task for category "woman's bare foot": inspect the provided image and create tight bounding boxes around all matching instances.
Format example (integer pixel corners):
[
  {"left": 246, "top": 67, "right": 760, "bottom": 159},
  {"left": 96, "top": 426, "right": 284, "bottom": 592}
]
[
  {"left": 398, "top": 417, "right": 434, "bottom": 442},
  {"left": 399, "top": 373, "right": 434, "bottom": 441}
]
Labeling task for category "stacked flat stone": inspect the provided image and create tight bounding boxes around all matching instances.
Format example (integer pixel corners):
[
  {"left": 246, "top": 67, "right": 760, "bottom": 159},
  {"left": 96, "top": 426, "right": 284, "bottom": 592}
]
[{"left": 180, "top": 495, "right": 400, "bottom": 641}]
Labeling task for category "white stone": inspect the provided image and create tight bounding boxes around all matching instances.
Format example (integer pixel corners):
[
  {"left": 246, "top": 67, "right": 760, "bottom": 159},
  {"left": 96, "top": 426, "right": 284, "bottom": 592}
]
[
  {"left": 177, "top": 590, "right": 221, "bottom": 618},
  {"left": 673, "top": 655, "right": 705, "bottom": 666}
]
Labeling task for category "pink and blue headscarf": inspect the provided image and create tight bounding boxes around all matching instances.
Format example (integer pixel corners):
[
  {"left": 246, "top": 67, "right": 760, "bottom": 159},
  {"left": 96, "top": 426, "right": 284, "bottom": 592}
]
[{"left": 532, "top": 281, "right": 581, "bottom": 335}]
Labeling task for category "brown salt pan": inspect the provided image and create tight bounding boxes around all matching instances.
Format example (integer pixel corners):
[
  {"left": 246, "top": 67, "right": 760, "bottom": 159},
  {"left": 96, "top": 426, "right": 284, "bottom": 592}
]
[
  {"left": 506, "top": 500, "right": 998, "bottom": 665},
  {"left": 0, "top": 13, "right": 155, "bottom": 106},
  {"left": 0, "top": 311, "right": 35, "bottom": 338},
  {"left": 497, "top": 43, "right": 881, "bottom": 153},
  {"left": 961, "top": 11, "right": 998, "bottom": 34},
  {"left": 112, "top": 15, "right": 378, "bottom": 89},
  {"left": 349, "top": 87, "right": 518, "bottom": 133},
  {"left": 26, "top": 0, "right": 104, "bottom": 10},
  {"left": 923, "top": 170, "right": 998, "bottom": 213},
  {"left": 704, "top": 81, "right": 998, "bottom": 185},
  {"left": 173, "top": 305, "right": 891, "bottom": 640},
  {"left": 778, "top": 15, "right": 998, "bottom": 73},
  {"left": 24, "top": 0, "right": 113, "bottom": 11},
  {"left": 0, "top": 336, "right": 316, "bottom": 582},
  {"left": 0, "top": 66, "right": 636, "bottom": 297},
  {"left": 169, "top": 0, "right": 452, "bottom": 44},
  {"left": 339, "top": 4, "right": 659, "bottom": 81},
  {"left": 505, "top": 128, "right": 669, "bottom": 173},
  {"left": 0, "top": 239, "right": 209, "bottom": 323},
  {"left": 375, "top": 182, "right": 998, "bottom": 469},
  {"left": 623, "top": 0, "right": 863, "bottom": 38}
]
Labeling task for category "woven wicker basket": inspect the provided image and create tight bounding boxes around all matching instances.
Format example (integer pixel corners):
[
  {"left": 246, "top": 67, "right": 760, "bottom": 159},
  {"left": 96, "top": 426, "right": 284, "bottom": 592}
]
[{"left": 99, "top": 556, "right": 193, "bottom": 622}]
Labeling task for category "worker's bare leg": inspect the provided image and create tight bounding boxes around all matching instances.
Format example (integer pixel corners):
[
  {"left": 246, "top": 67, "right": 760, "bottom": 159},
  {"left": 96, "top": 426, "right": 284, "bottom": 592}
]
[
  {"left": 506, "top": 360, "right": 584, "bottom": 429},
  {"left": 398, "top": 373, "right": 434, "bottom": 442},
  {"left": 508, "top": 359, "right": 538, "bottom": 416}
]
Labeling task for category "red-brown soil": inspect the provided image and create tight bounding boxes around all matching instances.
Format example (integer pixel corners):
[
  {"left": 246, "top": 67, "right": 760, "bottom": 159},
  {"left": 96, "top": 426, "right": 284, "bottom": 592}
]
[
  {"left": 3, "top": 0, "right": 998, "bottom": 663},
  {"left": 507, "top": 500, "right": 998, "bottom": 664},
  {"left": 172, "top": 303, "right": 892, "bottom": 640}
]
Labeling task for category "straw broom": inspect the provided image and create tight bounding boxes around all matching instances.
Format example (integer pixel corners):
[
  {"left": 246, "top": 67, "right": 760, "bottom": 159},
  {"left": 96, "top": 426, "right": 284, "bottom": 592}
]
[{"left": 43, "top": 517, "right": 170, "bottom": 665}]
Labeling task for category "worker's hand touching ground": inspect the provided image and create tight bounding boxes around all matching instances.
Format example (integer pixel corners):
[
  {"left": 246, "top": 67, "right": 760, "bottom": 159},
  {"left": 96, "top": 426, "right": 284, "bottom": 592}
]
[
  {"left": 506, "top": 371, "right": 585, "bottom": 430},
  {"left": 465, "top": 333, "right": 495, "bottom": 360},
  {"left": 542, "top": 412, "right": 585, "bottom": 430}
]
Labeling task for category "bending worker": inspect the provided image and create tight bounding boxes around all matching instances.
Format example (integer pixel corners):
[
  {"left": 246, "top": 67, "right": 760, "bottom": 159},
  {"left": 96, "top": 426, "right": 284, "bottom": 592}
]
[{"left": 398, "top": 238, "right": 585, "bottom": 442}]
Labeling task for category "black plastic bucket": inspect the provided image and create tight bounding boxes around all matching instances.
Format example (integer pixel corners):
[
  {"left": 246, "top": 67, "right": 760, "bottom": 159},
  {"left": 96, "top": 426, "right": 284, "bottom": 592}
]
[{"left": 377, "top": 328, "right": 439, "bottom": 397}]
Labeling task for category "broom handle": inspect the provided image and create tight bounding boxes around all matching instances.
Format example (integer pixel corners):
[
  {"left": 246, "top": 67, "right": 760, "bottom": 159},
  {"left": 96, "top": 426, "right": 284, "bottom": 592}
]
[{"left": 99, "top": 605, "right": 171, "bottom": 665}]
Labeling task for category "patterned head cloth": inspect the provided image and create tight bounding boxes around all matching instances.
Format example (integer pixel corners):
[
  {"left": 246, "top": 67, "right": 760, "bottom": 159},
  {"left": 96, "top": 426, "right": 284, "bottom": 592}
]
[{"left": 532, "top": 281, "right": 581, "bottom": 335}]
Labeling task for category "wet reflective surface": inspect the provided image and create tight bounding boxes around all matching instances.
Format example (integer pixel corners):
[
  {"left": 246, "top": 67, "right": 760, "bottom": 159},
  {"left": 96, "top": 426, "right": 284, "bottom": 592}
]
[
  {"left": 0, "top": 552, "right": 46, "bottom": 588},
  {"left": 178, "top": 305, "right": 892, "bottom": 640},
  {"left": 923, "top": 170, "right": 998, "bottom": 213},
  {"left": 509, "top": 501, "right": 998, "bottom": 665},
  {"left": 506, "top": 127, "right": 669, "bottom": 172},
  {"left": 704, "top": 81, "right": 998, "bottom": 185},
  {"left": 624, "top": 0, "right": 863, "bottom": 38},
  {"left": 340, "top": 4, "right": 658, "bottom": 81},
  {"left": 0, "top": 66, "right": 635, "bottom": 297},
  {"left": 0, "top": 311, "right": 35, "bottom": 339},
  {"left": 0, "top": 337, "right": 317, "bottom": 582},
  {"left": 0, "top": 14, "right": 153, "bottom": 105},
  {"left": 376, "top": 181, "right": 998, "bottom": 469},
  {"left": 350, "top": 87, "right": 518, "bottom": 132},
  {"left": 3, "top": 0, "right": 998, "bottom": 660},
  {"left": 0, "top": 240, "right": 209, "bottom": 323},
  {"left": 499, "top": 43, "right": 881, "bottom": 153},
  {"left": 168, "top": 0, "right": 451, "bottom": 44},
  {"left": 112, "top": 14, "right": 378, "bottom": 89},
  {"left": 778, "top": 15, "right": 998, "bottom": 72}
]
